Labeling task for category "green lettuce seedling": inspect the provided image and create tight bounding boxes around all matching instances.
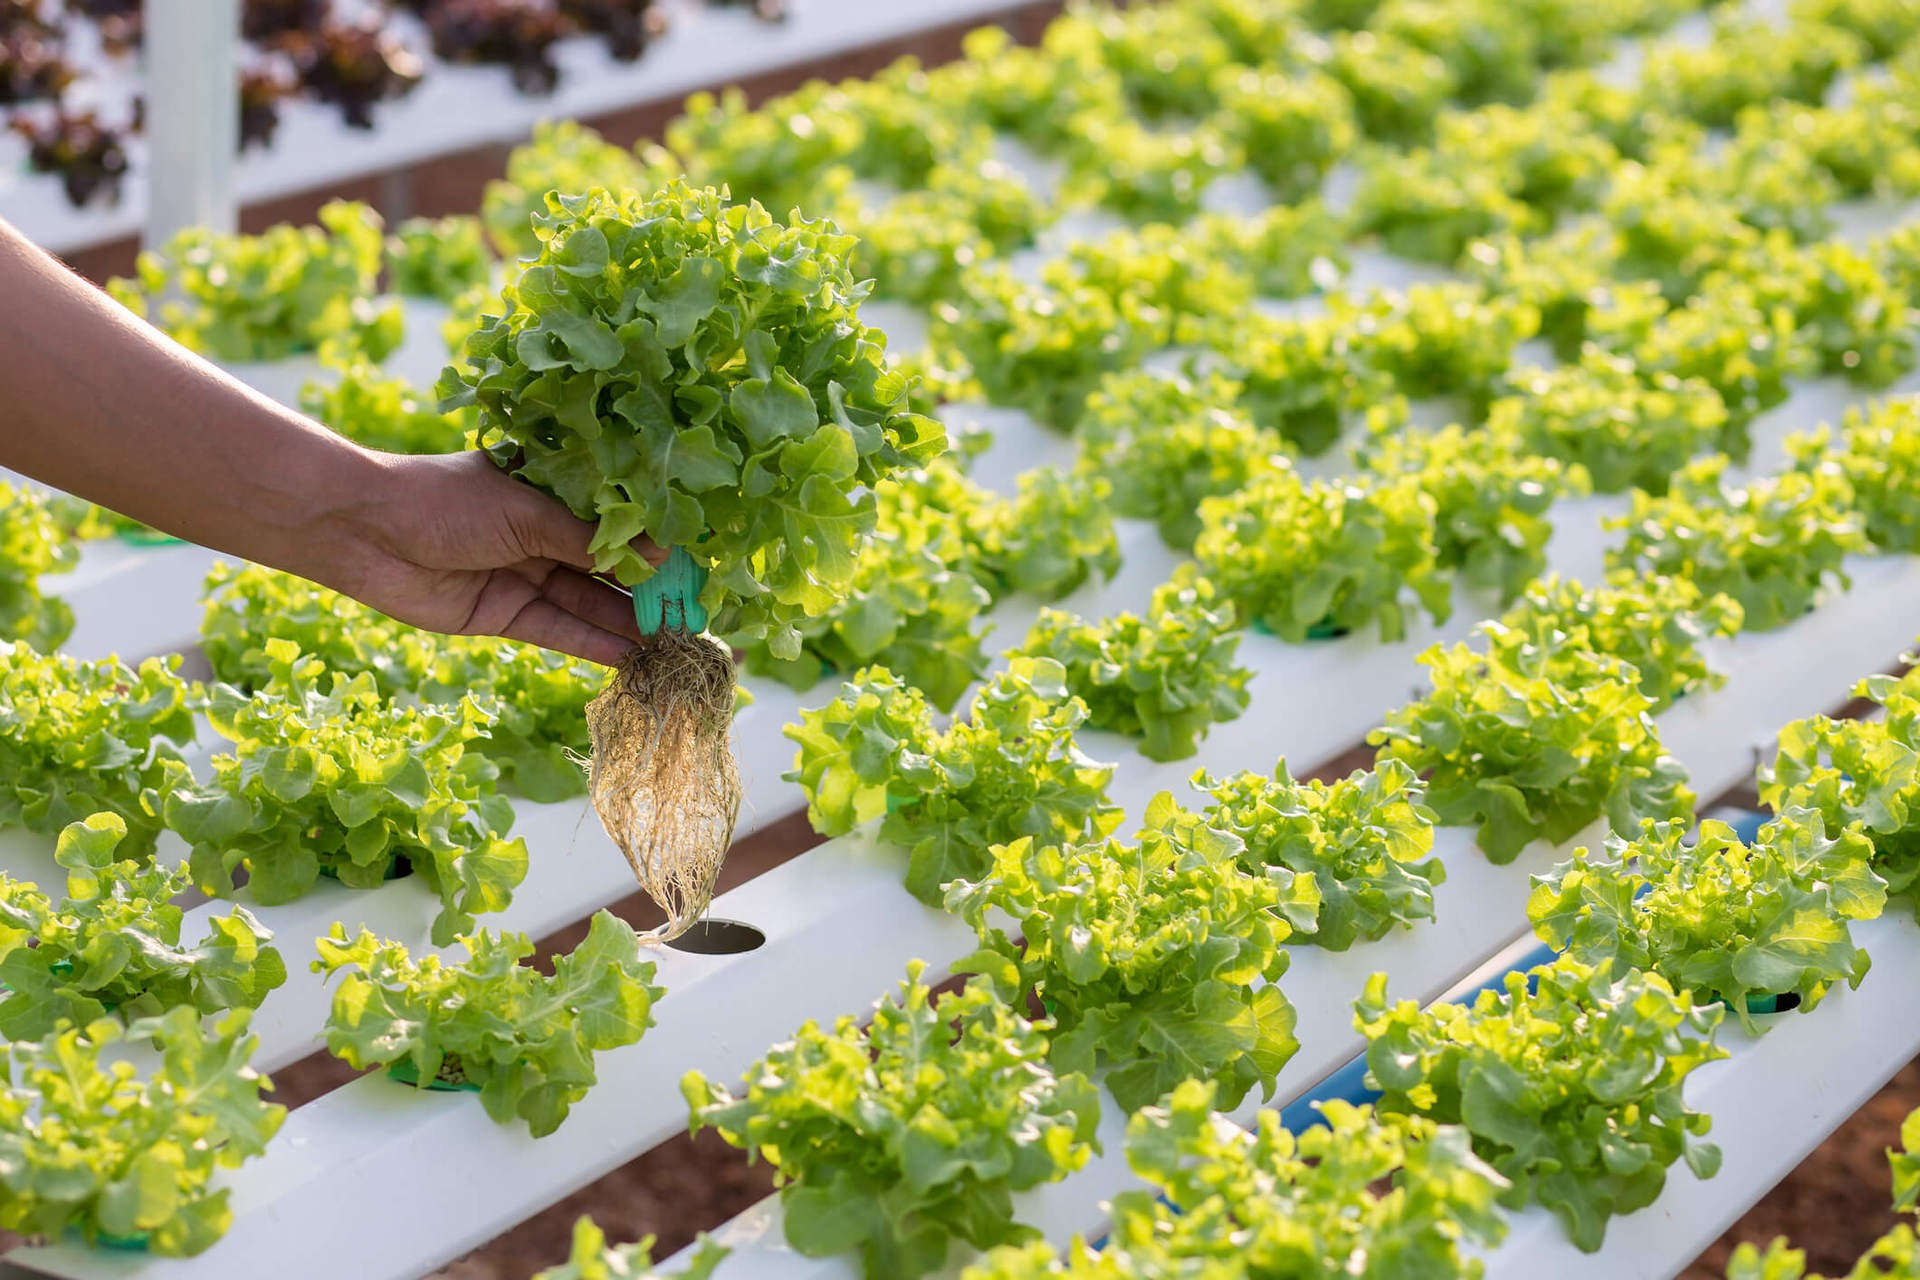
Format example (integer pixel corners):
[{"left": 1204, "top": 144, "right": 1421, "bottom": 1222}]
[
  {"left": 315, "top": 911, "right": 661, "bottom": 1138},
  {"left": 1494, "top": 573, "right": 1743, "bottom": 712},
  {"left": 108, "top": 200, "right": 399, "bottom": 364},
  {"left": 1356, "top": 959, "right": 1725, "bottom": 1253},
  {"left": 1016, "top": 573, "right": 1252, "bottom": 762},
  {"left": 0, "top": 813, "right": 285, "bottom": 1040},
  {"left": 963, "top": 1079, "right": 1507, "bottom": 1278},
  {"left": 0, "top": 1007, "right": 284, "bottom": 1256},
  {"left": 1762, "top": 665, "right": 1920, "bottom": 918},
  {"left": 1529, "top": 808, "right": 1885, "bottom": 1032},
  {"left": 167, "top": 639, "right": 527, "bottom": 945},
  {"left": 1788, "top": 398, "right": 1920, "bottom": 553},
  {"left": 1195, "top": 467, "right": 1449, "bottom": 644},
  {"left": 1605, "top": 455, "right": 1867, "bottom": 632},
  {"left": 1193, "top": 757, "right": 1442, "bottom": 950},
  {"left": 684, "top": 963, "right": 1101, "bottom": 1280},
  {"left": 0, "top": 642, "right": 196, "bottom": 857},
  {"left": 947, "top": 793, "right": 1303, "bottom": 1114},
  {"left": 387, "top": 214, "right": 492, "bottom": 303},
  {"left": 1371, "top": 639, "right": 1694, "bottom": 864},
  {"left": 785, "top": 659, "right": 1121, "bottom": 905},
  {"left": 0, "top": 483, "right": 77, "bottom": 651}
]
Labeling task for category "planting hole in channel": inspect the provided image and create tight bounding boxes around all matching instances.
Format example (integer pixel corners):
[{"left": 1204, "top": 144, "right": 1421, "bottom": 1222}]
[{"left": 663, "top": 918, "right": 766, "bottom": 955}]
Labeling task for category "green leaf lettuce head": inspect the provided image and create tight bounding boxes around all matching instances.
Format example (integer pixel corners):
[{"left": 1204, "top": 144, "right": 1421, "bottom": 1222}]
[
  {"left": 0, "top": 813, "right": 286, "bottom": 1040},
  {"left": 1016, "top": 572, "right": 1251, "bottom": 763},
  {"left": 480, "top": 121, "right": 680, "bottom": 258},
  {"left": 1075, "top": 369, "right": 1288, "bottom": 552},
  {"left": 299, "top": 358, "right": 473, "bottom": 456},
  {"left": 946, "top": 792, "right": 1302, "bottom": 1115},
  {"left": 683, "top": 962, "right": 1102, "bottom": 1280},
  {"left": 877, "top": 458, "right": 1121, "bottom": 606},
  {"left": 1193, "top": 756, "right": 1442, "bottom": 951},
  {"left": 0, "top": 1007, "right": 284, "bottom": 1256},
  {"left": 970, "top": 1076, "right": 1505, "bottom": 1280},
  {"left": 107, "top": 200, "right": 400, "bottom": 364},
  {"left": 1353, "top": 420, "right": 1576, "bottom": 606},
  {"left": 1787, "top": 397, "right": 1920, "bottom": 553},
  {"left": 784, "top": 659, "right": 1122, "bottom": 905},
  {"left": 534, "top": 1219, "right": 728, "bottom": 1280},
  {"left": 1604, "top": 454, "right": 1867, "bottom": 632},
  {"left": 1203, "top": 311, "right": 1391, "bottom": 457},
  {"left": 0, "top": 483, "right": 78, "bottom": 652},
  {"left": 0, "top": 642, "right": 196, "bottom": 857},
  {"left": 1529, "top": 808, "right": 1885, "bottom": 1032},
  {"left": 199, "top": 563, "right": 597, "bottom": 802},
  {"left": 167, "top": 639, "right": 529, "bottom": 946},
  {"left": 1355, "top": 958, "right": 1726, "bottom": 1254},
  {"left": 387, "top": 214, "right": 493, "bottom": 303},
  {"left": 930, "top": 265, "right": 1160, "bottom": 432},
  {"left": 1333, "top": 282, "right": 1539, "bottom": 411},
  {"left": 439, "top": 182, "right": 945, "bottom": 661},
  {"left": 1761, "top": 666, "right": 1920, "bottom": 917},
  {"left": 1493, "top": 572, "right": 1743, "bottom": 713},
  {"left": 1489, "top": 351, "right": 1730, "bottom": 497},
  {"left": 1371, "top": 638, "right": 1695, "bottom": 864},
  {"left": 314, "top": 910, "right": 661, "bottom": 1138},
  {"left": 1195, "top": 465, "right": 1450, "bottom": 644}
]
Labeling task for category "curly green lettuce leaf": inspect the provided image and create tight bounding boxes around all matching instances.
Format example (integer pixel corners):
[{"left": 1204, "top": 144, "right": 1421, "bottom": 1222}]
[
  {"left": 1529, "top": 808, "right": 1884, "bottom": 1032},
  {"left": 1196, "top": 466, "right": 1449, "bottom": 644},
  {"left": 169, "top": 639, "right": 528, "bottom": 945},
  {"left": 1193, "top": 756, "right": 1441, "bottom": 950},
  {"left": 0, "top": 1007, "right": 284, "bottom": 1256},
  {"left": 1371, "top": 639, "right": 1694, "bottom": 864},
  {"left": 1604, "top": 455, "right": 1867, "bottom": 632},
  {"left": 684, "top": 963, "right": 1100, "bottom": 1280},
  {"left": 0, "top": 813, "right": 286, "bottom": 1040},
  {"left": 1355, "top": 959, "right": 1725, "bottom": 1253},
  {"left": 1016, "top": 573, "right": 1250, "bottom": 762},
  {"left": 948, "top": 793, "right": 1302, "bottom": 1114},
  {"left": 0, "top": 642, "right": 196, "bottom": 857},
  {"left": 315, "top": 910, "right": 660, "bottom": 1137}
]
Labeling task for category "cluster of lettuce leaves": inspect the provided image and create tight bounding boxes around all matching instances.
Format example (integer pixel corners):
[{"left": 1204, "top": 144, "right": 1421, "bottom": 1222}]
[
  {"left": 0, "top": 813, "right": 285, "bottom": 1040},
  {"left": 684, "top": 963, "right": 1100, "bottom": 1279},
  {"left": 439, "top": 182, "right": 945, "bottom": 660},
  {"left": 314, "top": 910, "right": 661, "bottom": 1137}
]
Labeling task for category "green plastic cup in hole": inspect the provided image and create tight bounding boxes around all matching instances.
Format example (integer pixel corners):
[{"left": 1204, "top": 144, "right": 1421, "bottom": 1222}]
[
  {"left": 68, "top": 1226, "right": 150, "bottom": 1253},
  {"left": 318, "top": 853, "right": 412, "bottom": 883},
  {"left": 385, "top": 1055, "right": 481, "bottom": 1094},
  {"left": 1706, "top": 991, "right": 1801, "bottom": 1016},
  {"left": 1250, "top": 616, "right": 1352, "bottom": 641}
]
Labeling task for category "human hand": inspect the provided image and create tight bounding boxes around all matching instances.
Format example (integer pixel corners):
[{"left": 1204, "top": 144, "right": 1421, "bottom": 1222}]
[{"left": 326, "top": 451, "right": 664, "bottom": 666}]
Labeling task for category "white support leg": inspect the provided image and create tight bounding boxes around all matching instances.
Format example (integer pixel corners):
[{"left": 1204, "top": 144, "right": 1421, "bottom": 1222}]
[{"left": 142, "top": 0, "right": 240, "bottom": 249}]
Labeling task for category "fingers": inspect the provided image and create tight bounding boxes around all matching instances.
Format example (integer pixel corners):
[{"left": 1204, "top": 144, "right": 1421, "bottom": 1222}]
[
  {"left": 465, "top": 569, "right": 634, "bottom": 666},
  {"left": 539, "top": 564, "right": 646, "bottom": 644}
]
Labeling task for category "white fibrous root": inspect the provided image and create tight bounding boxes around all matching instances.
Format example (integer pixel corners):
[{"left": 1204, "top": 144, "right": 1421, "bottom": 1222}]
[{"left": 586, "top": 629, "right": 741, "bottom": 943}]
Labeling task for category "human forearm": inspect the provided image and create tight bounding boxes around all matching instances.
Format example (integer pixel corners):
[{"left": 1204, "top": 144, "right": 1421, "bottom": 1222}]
[{"left": 0, "top": 216, "right": 388, "bottom": 586}]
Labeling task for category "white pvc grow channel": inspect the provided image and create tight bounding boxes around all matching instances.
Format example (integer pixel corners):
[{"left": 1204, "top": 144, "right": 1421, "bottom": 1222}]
[{"left": 1, "top": 5, "right": 1918, "bottom": 1275}]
